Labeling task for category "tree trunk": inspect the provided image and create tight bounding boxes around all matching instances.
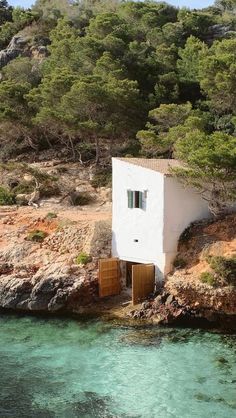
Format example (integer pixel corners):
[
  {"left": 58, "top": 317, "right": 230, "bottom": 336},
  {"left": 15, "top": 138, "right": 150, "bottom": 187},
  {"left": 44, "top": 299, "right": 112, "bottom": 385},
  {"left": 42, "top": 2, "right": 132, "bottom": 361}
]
[
  {"left": 68, "top": 134, "right": 76, "bottom": 161},
  {"left": 95, "top": 136, "right": 100, "bottom": 165}
]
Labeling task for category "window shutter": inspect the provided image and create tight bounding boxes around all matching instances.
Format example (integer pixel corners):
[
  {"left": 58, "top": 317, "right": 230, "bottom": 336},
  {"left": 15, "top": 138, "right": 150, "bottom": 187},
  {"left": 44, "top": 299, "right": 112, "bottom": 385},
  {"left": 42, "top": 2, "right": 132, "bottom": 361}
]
[
  {"left": 127, "top": 190, "right": 133, "bottom": 208},
  {"left": 138, "top": 192, "right": 143, "bottom": 209}
]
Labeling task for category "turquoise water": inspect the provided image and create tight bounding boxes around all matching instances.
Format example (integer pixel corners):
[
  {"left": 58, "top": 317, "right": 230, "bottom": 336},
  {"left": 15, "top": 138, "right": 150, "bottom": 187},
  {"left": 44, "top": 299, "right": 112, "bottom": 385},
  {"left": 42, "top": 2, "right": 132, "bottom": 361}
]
[{"left": 0, "top": 315, "right": 235, "bottom": 418}]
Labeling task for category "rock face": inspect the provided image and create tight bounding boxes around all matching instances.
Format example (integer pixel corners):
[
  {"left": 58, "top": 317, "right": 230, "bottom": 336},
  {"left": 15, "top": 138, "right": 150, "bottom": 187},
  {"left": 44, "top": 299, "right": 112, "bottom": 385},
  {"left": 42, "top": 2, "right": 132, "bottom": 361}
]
[
  {"left": 129, "top": 287, "right": 236, "bottom": 329},
  {"left": 0, "top": 209, "right": 112, "bottom": 314},
  {"left": 0, "top": 35, "right": 48, "bottom": 69},
  {"left": 207, "top": 24, "right": 236, "bottom": 43},
  {"left": 166, "top": 275, "right": 236, "bottom": 317},
  {"left": 130, "top": 214, "right": 236, "bottom": 329},
  {"left": 129, "top": 291, "right": 201, "bottom": 326},
  {"left": 0, "top": 273, "right": 98, "bottom": 313},
  {"left": 0, "top": 36, "right": 27, "bottom": 69}
]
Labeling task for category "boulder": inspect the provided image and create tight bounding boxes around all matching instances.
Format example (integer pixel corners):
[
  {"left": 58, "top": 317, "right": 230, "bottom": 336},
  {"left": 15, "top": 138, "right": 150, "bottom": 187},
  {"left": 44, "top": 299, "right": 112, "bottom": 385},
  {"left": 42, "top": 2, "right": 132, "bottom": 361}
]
[
  {"left": 0, "top": 273, "right": 98, "bottom": 313},
  {"left": 0, "top": 36, "right": 28, "bottom": 69}
]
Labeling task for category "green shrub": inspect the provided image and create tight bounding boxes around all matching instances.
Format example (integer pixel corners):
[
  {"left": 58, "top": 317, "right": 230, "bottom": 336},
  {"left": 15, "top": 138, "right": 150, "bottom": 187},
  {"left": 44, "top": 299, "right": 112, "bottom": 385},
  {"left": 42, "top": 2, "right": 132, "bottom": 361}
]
[
  {"left": 0, "top": 187, "right": 15, "bottom": 205},
  {"left": 75, "top": 142, "right": 96, "bottom": 162},
  {"left": 11, "top": 179, "right": 60, "bottom": 200},
  {"left": 76, "top": 252, "right": 92, "bottom": 265},
  {"left": 41, "top": 181, "right": 61, "bottom": 198},
  {"left": 45, "top": 212, "right": 58, "bottom": 219},
  {"left": 0, "top": 161, "right": 24, "bottom": 172},
  {"left": 27, "top": 230, "right": 48, "bottom": 243},
  {"left": 207, "top": 256, "right": 236, "bottom": 286},
  {"left": 90, "top": 168, "right": 112, "bottom": 188},
  {"left": 12, "top": 181, "right": 34, "bottom": 195},
  {"left": 173, "top": 256, "right": 187, "bottom": 269},
  {"left": 200, "top": 272, "right": 217, "bottom": 286},
  {"left": 71, "top": 192, "right": 94, "bottom": 206},
  {"left": 0, "top": 140, "right": 30, "bottom": 161},
  {"left": 25, "top": 167, "right": 58, "bottom": 183}
]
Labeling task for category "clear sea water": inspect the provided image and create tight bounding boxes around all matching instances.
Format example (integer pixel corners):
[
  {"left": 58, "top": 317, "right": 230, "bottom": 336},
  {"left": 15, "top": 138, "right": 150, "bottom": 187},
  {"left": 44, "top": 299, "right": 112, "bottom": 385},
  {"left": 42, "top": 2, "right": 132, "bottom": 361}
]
[{"left": 0, "top": 314, "right": 235, "bottom": 418}]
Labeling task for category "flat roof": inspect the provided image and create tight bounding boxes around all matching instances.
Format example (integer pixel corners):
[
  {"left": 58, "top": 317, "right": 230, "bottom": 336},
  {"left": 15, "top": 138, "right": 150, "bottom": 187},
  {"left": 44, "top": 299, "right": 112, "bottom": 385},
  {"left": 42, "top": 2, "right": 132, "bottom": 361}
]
[{"left": 114, "top": 158, "right": 182, "bottom": 175}]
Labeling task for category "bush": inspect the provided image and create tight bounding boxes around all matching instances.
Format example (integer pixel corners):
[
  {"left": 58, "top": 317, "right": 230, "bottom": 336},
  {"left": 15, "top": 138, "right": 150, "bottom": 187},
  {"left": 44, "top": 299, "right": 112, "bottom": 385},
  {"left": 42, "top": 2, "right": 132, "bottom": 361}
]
[
  {"left": 76, "top": 252, "right": 92, "bottom": 265},
  {"left": 90, "top": 168, "right": 112, "bottom": 189},
  {"left": 173, "top": 256, "right": 187, "bottom": 269},
  {"left": 200, "top": 272, "right": 217, "bottom": 286},
  {"left": 12, "top": 181, "right": 34, "bottom": 195},
  {"left": 26, "top": 167, "right": 58, "bottom": 182},
  {"left": 71, "top": 192, "right": 94, "bottom": 206},
  {"left": 75, "top": 142, "right": 96, "bottom": 162},
  {"left": 207, "top": 256, "right": 236, "bottom": 286},
  {"left": 0, "top": 186, "right": 15, "bottom": 205},
  {"left": 27, "top": 230, "right": 48, "bottom": 243},
  {"left": 41, "top": 181, "right": 61, "bottom": 198},
  {"left": 45, "top": 212, "right": 57, "bottom": 219}
]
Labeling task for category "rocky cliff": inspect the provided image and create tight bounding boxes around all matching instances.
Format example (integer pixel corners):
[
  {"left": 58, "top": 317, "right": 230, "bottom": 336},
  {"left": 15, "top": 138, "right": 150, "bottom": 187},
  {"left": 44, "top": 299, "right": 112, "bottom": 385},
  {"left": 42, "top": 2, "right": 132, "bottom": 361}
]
[
  {"left": 0, "top": 34, "right": 48, "bottom": 70},
  {"left": 0, "top": 205, "right": 111, "bottom": 314},
  {"left": 130, "top": 214, "right": 236, "bottom": 329}
]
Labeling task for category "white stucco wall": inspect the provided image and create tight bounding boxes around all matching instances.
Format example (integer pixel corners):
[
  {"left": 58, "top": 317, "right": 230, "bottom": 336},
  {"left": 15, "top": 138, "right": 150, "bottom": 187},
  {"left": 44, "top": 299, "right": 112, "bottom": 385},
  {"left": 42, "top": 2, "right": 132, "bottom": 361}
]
[
  {"left": 112, "top": 159, "right": 211, "bottom": 281},
  {"left": 163, "top": 177, "right": 211, "bottom": 273},
  {"left": 112, "top": 158, "right": 166, "bottom": 279}
]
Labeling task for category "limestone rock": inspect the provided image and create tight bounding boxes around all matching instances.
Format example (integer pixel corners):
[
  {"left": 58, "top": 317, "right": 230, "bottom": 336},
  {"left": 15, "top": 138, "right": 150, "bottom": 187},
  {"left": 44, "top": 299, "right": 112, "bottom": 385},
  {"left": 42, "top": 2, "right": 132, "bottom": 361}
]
[
  {"left": 0, "top": 273, "right": 98, "bottom": 313},
  {"left": 0, "top": 36, "right": 28, "bottom": 69}
]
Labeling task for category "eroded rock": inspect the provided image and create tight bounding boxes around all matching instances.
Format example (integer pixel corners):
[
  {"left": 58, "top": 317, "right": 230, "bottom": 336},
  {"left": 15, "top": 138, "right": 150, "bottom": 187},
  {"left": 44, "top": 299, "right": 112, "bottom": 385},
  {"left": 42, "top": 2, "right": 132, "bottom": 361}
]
[{"left": 0, "top": 36, "right": 28, "bottom": 69}]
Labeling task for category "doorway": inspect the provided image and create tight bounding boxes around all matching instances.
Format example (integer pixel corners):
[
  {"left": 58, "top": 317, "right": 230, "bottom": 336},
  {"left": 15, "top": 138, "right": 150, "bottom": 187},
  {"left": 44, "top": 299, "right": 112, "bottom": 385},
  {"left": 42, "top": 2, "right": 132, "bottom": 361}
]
[
  {"left": 98, "top": 258, "right": 155, "bottom": 305},
  {"left": 126, "top": 261, "right": 138, "bottom": 288},
  {"left": 132, "top": 263, "right": 155, "bottom": 305}
]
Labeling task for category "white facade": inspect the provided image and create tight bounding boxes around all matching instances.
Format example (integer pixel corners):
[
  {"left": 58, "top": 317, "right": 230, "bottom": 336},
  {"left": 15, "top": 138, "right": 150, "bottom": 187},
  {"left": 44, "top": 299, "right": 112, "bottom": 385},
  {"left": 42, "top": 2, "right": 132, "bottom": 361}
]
[{"left": 112, "top": 158, "right": 210, "bottom": 281}]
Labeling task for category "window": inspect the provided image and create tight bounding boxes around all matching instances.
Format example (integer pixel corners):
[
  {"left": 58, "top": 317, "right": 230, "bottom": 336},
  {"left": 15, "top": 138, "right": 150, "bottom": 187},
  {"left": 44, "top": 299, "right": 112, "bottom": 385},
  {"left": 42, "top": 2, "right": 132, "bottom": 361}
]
[{"left": 127, "top": 190, "right": 143, "bottom": 209}]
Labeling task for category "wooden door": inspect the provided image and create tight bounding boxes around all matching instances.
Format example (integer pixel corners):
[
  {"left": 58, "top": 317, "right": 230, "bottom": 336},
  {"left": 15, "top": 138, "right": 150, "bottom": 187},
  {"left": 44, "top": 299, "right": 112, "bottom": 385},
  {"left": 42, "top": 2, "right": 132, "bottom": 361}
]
[
  {"left": 99, "top": 258, "right": 121, "bottom": 298},
  {"left": 132, "top": 264, "right": 155, "bottom": 305}
]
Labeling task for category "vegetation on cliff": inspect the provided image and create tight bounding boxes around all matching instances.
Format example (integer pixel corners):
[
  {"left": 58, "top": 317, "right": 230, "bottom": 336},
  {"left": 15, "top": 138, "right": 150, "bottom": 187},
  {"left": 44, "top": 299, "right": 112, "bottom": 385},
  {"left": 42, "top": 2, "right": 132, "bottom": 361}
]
[{"left": 0, "top": 0, "right": 236, "bottom": 211}]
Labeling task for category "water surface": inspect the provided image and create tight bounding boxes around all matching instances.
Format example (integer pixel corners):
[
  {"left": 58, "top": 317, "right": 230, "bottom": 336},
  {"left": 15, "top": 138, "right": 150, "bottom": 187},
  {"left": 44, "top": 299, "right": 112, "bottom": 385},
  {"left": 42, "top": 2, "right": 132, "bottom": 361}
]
[{"left": 0, "top": 314, "right": 235, "bottom": 418}]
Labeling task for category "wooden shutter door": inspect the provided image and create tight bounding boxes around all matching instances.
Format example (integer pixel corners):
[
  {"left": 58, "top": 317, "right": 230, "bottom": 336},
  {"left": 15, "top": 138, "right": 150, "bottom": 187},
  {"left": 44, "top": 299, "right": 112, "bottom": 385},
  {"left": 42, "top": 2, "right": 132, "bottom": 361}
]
[
  {"left": 132, "top": 264, "right": 155, "bottom": 305},
  {"left": 99, "top": 258, "right": 121, "bottom": 298}
]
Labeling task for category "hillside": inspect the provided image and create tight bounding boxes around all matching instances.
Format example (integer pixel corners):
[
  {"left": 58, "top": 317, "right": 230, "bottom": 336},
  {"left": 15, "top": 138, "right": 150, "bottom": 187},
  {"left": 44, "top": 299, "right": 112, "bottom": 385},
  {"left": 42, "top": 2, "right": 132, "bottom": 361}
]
[
  {"left": 0, "top": 0, "right": 236, "bottom": 163},
  {"left": 0, "top": 197, "right": 111, "bottom": 313},
  {"left": 131, "top": 214, "right": 236, "bottom": 329},
  {"left": 0, "top": 1, "right": 235, "bottom": 326},
  {"left": 167, "top": 214, "right": 236, "bottom": 314},
  {"left": 0, "top": 0, "right": 235, "bottom": 217}
]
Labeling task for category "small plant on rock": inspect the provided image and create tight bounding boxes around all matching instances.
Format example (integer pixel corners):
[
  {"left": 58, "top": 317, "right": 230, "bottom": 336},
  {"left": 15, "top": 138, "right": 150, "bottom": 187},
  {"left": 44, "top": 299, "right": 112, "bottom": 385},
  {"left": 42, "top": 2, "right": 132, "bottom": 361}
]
[
  {"left": 71, "top": 192, "right": 94, "bottom": 206},
  {"left": 90, "top": 168, "right": 112, "bottom": 189},
  {"left": 27, "top": 230, "right": 48, "bottom": 243},
  {"left": 173, "top": 256, "right": 187, "bottom": 269},
  {"left": 200, "top": 272, "right": 217, "bottom": 287},
  {"left": 76, "top": 252, "right": 92, "bottom": 265},
  {"left": 0, "top": 187, "right": 15, "bottom": 205},
  {"left": 207, "top": 256, "right": 236, "bottom": 287},
  {"left": 45, "top": 212, "right": 58, "bottom": 219},
  {"left": 12, "top": 181, "right": 34, "bottom": 195}
]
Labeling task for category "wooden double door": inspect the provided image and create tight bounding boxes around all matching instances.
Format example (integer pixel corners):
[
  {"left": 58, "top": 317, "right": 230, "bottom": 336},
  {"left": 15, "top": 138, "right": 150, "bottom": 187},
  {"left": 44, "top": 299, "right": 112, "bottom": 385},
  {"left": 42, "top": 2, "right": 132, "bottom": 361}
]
[
  {"left": 132, "top": 263, "right": 155, "bottom": 305},
  {"left": 98, "top": 258, "right": 121, "bottom": 298},
  {"left": 99, "top": 258, "right": 155, "bottom": 305}
]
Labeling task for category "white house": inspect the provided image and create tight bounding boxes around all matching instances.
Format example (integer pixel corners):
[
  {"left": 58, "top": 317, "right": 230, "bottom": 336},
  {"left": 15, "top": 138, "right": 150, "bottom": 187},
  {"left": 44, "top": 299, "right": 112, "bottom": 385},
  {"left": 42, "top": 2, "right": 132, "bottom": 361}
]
[{"left": 112, "top": 158, "right": 210, "bottom": 283}]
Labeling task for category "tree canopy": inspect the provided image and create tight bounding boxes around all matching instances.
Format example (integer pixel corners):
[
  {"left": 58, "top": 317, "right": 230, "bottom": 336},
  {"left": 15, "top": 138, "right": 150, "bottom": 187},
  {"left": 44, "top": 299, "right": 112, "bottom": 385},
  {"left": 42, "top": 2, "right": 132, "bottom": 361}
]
[{"left": 0, "top": 0, "right": 235, "bottom": 212}]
